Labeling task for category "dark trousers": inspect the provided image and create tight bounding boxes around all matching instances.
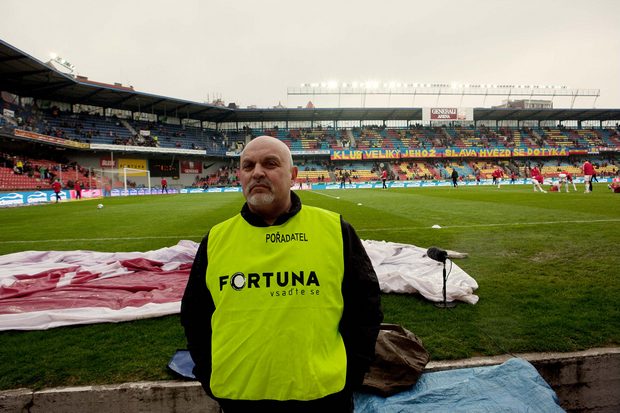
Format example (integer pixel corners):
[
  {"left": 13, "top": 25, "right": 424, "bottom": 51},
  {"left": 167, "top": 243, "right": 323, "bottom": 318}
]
[{"left": 217, "top": 390, "right": 354, "bottom": 413}]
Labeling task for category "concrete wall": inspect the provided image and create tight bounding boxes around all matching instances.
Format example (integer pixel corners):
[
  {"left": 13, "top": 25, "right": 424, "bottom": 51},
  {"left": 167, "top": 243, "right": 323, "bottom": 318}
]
[
  {"left": 0, "top": 381, "right": 220, "bottom": 413},
  {"left": 1, "top": 347, "right": 618, "bottom": 413}
]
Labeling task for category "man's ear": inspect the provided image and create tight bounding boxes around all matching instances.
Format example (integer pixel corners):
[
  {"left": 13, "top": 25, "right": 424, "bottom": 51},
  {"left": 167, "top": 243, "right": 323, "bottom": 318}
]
[{"left": 291, "top": 166, "right": 299, "bottom": 181}]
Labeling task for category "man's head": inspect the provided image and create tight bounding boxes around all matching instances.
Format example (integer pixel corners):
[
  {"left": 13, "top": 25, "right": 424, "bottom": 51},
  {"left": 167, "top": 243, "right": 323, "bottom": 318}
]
[{"left": 240, "top": 136, "right": 298, "bottom": 222}]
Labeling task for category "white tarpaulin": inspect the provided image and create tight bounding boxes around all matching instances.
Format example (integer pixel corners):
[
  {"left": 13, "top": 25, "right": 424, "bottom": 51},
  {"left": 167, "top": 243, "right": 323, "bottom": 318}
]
[
  {"left": 363, "top": 240, "right": 478, "bottom": 304},
  {"left": 0, "top": 240, "right": 478, "bottom": 331}
]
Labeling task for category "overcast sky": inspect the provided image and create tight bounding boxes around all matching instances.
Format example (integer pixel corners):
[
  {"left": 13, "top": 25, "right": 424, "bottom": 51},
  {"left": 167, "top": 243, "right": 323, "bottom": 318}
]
[{"left": 2, "top": 0, "right": 619, "bottom": 109}]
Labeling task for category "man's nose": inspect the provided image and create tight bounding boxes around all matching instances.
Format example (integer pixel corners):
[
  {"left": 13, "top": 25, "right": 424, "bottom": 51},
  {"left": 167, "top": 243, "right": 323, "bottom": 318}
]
[{"left": 252, "top": 164, "right": 266, "bottom": 177}]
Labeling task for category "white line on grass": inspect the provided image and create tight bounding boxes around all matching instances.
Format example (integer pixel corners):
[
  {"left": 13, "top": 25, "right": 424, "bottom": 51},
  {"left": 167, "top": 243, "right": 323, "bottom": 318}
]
[
  {"left": 358, "top": 218, "right": 620, "bottom": 232},
  {"left": 1, "top": 219, "right": 618, "bottom": 244},
  {"left": 310, "top": 191, "right": 341, "bottom": 199}
]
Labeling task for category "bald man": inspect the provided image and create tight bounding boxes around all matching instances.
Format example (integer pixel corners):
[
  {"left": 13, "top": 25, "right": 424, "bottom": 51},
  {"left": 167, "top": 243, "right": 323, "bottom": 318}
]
[{"left": 181, "top": 136, "right": 382, "bottom": 413}]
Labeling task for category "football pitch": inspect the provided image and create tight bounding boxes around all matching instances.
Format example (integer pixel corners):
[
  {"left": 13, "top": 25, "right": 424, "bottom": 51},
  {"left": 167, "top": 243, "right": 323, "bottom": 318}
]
[{"left": 0, "top": 183, "right": 619, "bottom": 390}]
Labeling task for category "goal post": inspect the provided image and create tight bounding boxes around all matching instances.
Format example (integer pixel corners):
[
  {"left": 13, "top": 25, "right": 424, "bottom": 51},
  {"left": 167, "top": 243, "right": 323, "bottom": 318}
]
[{"left": 93, "top": 167, "right": 151, "bottom": 194}]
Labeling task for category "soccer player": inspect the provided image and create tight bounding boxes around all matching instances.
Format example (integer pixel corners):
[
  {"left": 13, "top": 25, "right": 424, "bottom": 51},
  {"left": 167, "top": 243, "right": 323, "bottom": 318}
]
[
  {"left": 561, "top": 170, "right": 577, "bottom": 191},
  {"left": 52, "top": 179, "right": 62, "bottom": 202},
  {"left": 582, "top": 160, "right": 595, "bottom": 193},
  {"left": 609, "top": 173, "right": 620, "bottom": 193},
  {"left": 530, "top": 167, "right": 546, "bottom": 193},
  {"left": 557, "top": 173, "right": 568, "bottom": 192},
  {"left": 492, "top": 167, "right": 504, "bottom": 188}
]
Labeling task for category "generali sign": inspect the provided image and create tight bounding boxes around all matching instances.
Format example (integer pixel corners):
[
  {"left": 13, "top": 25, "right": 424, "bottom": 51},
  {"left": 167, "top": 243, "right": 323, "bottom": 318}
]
[{"left": 430, "top": 108, "right": 458, "bottom": 120}]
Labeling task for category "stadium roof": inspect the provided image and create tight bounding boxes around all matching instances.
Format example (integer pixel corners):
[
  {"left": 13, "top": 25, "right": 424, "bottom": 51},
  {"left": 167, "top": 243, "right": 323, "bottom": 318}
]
[
  {"left": 0, "top": 39, "right": 233, "bottom": 122},
  {"left": 2, "top": 39, "right": 620, "bottom": 125}
]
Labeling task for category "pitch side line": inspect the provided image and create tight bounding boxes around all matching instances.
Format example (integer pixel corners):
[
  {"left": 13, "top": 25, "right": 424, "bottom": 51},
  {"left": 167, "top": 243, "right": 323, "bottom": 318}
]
[
  {"left": 1, "top": 218, "right": 618, "bottom": 244},
  {"left": 310, "top": 191, "right": 341, "bottom": 199},
  {"left": 358, "top": 218, "right": 620, "bottom": 232}
]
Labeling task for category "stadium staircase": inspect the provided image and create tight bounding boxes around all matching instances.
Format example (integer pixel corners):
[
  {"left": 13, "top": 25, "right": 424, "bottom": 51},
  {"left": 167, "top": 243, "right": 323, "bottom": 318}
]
[{"left": 121, "top": 119, "right": 137, "bottom": 136}]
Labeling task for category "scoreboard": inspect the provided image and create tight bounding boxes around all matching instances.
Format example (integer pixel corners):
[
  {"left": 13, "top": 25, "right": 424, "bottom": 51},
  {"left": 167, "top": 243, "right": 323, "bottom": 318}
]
[{"left": 149, "top": 159, "right": 179, "bottom": 178}]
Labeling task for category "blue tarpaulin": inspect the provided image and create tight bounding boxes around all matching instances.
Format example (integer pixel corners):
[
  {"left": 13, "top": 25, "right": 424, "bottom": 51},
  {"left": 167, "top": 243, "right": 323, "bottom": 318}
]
[
  {"left": 168, "top": 352, "right": 564, "bottom": 412},
  {"left": 353, "top": 358, "right": 564, "bottom": 413}
]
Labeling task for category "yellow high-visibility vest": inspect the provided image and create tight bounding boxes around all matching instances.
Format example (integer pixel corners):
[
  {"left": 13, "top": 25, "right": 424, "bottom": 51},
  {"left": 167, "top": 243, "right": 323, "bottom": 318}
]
[{"left": 206, "top": 205, "right": 346, "bottom": 400}]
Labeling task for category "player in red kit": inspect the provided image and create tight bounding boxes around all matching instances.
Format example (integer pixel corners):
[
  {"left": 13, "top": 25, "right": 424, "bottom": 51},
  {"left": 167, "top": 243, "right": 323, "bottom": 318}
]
[
  {"left": 381, "top": 169, "right": 388, "bottom": 189},
  {"left": 52, "top": 180, "right": 62, "bottom": 203},
  {"left": 609, "top": 173, "right": 620, "bottom": 193},
  {"left": 561, "top": 170, "right": 577, "bottom": 191},
  {"left": 492, "top": 167, "right": 504, "bottom": 188},
  {"left": 582, "top": 160, "right": 595, "bottom": 193},
  {"left": 530, "top": 167, "right": 546, "bottom": 193},
  {"left": 74, "top": 180, "right": 82, "bottom": 199}
]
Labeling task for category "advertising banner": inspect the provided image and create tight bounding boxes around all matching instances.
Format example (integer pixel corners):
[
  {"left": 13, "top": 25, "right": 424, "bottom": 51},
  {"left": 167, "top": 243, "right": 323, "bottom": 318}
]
[
  {"left": 430, "top": 107, "right": 458, "bottom": 120},
  {"left": 14, "top": 129, "right": 90, "bottom": 149},
  {"left": 360, "top": 149, "right": 401, "bottom": 160},
  {"left": 331, "top": 149, "right": 401, "bottom": 160},
  {"left": 0, "top": 190, "right": 70, "bottom": 206},
  {"left": 511, "top": 147, "right": 569, "bottom": 157},
  {"left": 331, "top": 150, "right": 363, "bottom": 160},
  {"left": 180, "top": 160, "right": 203, "bottom": 174},
  {"left": 100, "top": 158, "right": 116, "bottom": 168},
  {"left": 444, "top": 148, "right": 512, "bottom": 158},
  {"left": 399, "top": 147, "right": 568, "bottom": 159},
  {"left": 118, "top": 158, "right": 148, "bottom": 176},
  {"left": 423, "top": 107, "right": 473, "bottom": 122},
  {"left": 401, "top": 148, "right": 444, "bottom": 158}
]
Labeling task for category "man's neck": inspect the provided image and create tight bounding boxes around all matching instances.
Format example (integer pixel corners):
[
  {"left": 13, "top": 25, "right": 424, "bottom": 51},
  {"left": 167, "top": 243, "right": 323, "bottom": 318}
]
[
  {"left": 248, "top": 202, "right": 292, "bottom": 226},
  {"left": 242, "top": 192, "right": 301, "bottom": 227}
]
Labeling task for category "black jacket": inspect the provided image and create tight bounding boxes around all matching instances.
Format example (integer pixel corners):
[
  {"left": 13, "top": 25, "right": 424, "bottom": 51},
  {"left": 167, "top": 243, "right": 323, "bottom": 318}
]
[{"left": 180, "top": 191, "right": 383, "bottom": 399}]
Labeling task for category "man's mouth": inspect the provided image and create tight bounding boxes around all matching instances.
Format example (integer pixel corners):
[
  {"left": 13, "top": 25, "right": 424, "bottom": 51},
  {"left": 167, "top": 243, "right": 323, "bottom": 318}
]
[{"left": 249, "top": 182, "right": 271, "bottom": 192}]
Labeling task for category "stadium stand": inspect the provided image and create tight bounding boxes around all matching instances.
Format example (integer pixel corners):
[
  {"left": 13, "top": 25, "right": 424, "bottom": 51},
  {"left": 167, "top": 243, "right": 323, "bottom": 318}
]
[
  {"left": 3, "top": 102, "right": 620, "bottom": 190},
  {"left": 0, "top": 37, "right": 619, "bottom": 192},
  {"left": 0, "top": 152, "right": 96, "bottom": 191}
]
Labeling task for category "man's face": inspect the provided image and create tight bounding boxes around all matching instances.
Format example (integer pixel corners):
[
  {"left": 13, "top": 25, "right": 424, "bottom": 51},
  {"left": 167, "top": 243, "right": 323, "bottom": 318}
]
[{"left": 240, "top": 138, "right": 297, "bottom": 211}]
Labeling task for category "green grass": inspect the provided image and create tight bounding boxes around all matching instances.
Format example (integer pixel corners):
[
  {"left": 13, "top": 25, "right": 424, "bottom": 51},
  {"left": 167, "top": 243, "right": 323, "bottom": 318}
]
[{"left": 0, "top": 184, "right": 619, "bottom": 390}]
